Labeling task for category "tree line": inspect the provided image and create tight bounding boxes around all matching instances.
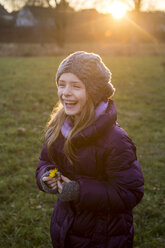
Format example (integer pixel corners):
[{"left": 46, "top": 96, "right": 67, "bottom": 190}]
[{"left": 0, "top": 0, "right": 165, "bottom": 45}]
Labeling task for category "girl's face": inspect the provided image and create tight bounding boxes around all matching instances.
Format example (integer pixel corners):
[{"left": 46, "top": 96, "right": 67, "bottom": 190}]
[{"left": 58, "top": 73, "right": 87, "bottom": 117}]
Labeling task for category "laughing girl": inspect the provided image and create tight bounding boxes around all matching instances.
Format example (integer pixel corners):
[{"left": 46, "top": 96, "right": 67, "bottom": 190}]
[{"left": 36, "top": 51, "right": 144, "bottom": 248}]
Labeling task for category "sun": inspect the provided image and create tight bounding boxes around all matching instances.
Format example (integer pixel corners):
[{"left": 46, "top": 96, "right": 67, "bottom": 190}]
[{"left": 110, "top": 1, "right": 127, "bottom": 19}]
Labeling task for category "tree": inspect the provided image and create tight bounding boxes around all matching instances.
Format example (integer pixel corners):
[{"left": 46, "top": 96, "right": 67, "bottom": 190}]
[
  {"left": 54, "top": 0, "right": 71, "bottom": 47},
  {"left": 133, "top": 0, "right": 142, "bottom": 11},
  {"left": 122, "top": 0, "right": 143, "bottom": 12},
  {"left": 26, "top": 0, "right": 73, "bottom": 46},
  {"left": 123, "top": 1, "right": 144, "bottom": 50}
]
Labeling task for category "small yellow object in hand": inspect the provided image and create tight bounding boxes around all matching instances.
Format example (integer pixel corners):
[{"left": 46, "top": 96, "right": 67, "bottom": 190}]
[{"left": 49, "top": 168, "right": 58, "bottom": 178}]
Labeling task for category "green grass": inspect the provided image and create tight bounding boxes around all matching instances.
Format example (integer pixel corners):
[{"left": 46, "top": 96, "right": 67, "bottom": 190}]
[{"left": 0, "top": 56, "right": 165, "bottom": 248}]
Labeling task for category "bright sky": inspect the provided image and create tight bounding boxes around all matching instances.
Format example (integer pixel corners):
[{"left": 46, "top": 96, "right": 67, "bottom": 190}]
[
  {"left": 1, "top": 0, "right": 165, "bottom": 13},
  {"left": 70, "top": 0, "right": 165, "bottom": 13}
]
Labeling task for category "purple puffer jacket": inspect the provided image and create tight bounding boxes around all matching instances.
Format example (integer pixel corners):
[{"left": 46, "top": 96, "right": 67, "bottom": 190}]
[{"left": 36, "top": 100, "right": 144, "bottom": 248}]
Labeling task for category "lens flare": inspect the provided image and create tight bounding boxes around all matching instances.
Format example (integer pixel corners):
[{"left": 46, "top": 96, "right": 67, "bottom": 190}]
[{"left": 110, "top": 1, "right": 127, "bottom": 19}]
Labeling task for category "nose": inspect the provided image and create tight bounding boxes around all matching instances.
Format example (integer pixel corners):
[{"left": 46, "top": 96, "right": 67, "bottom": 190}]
[{"left": 63, "top": 85, "right": 71, "bottom": 96}]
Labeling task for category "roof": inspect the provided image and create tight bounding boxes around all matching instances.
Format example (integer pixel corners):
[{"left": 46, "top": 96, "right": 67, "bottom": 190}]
[{"left": 0, "top": 4, "right": 8, "bottom": 16}]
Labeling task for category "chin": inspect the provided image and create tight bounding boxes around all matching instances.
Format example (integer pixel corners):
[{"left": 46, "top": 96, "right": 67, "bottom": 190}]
[
  {"left": 65, "top": 110, "right": 77, "bottom": 116},
  {"left": 64, "top": 108, "right": 80, "bottom": 116}
]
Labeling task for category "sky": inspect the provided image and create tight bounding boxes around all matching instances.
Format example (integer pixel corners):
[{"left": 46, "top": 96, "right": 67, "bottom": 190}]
[
  {"left": 1, "top": 0, "right": 165, "bottom": 13},
  {"left": 70, "top": 0, "right": 165, "bottom": 13}
]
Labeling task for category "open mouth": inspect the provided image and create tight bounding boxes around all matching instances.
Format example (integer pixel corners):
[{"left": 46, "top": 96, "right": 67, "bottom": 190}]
[{"left": 64, "top": 101, "right": 77, "bottom": 108}]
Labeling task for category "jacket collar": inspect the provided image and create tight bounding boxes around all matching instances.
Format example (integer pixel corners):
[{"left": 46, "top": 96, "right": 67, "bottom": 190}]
[{"left": 61, "top": 99, "right": 117, "bottom": 145}]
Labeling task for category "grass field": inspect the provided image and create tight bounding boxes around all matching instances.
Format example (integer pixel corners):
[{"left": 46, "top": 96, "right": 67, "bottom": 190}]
[{"left": 0, "top": 56, "right": 165, "bottom": 248}]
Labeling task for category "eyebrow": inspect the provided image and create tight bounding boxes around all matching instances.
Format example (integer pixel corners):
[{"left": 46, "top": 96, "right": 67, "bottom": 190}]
[{"left": 58, "top": 80, "right": 82, "bottom": 84}]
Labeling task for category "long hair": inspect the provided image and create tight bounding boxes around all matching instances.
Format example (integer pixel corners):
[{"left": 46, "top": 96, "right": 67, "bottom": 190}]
[{"left": 44, "top": 93, "right": 95, "bottom": 164}]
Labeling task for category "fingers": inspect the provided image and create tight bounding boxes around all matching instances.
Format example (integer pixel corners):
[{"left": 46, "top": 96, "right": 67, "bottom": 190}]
[
  {"left": 57, "top": 175, "right": 71, "bottom": 193},
  {"left": 42, "top": 174, "right": 71, "bottom": 191},
  {"left": 42, "top": 177, "right": 53, "bottom": 182},
  {"left": 50, "top": 181, "right": 57, "bottom": 187},
  {"left": 57, "top": 180, "right": 63, "bottom": 194},
  {"left": 52, "top": 185, "right": 58, "bottom": 190},
  {"left": 42, "top": 175, "right": 70, "bottom": 183},
  {"left": 61, "top": 175, "right": 71, "bottom": 183},
  {"left": 42, "top": 177, "right": 57, "bottom": 189},
  {"left": 48, "top": 182, "right": 57, "bottom": 189}
]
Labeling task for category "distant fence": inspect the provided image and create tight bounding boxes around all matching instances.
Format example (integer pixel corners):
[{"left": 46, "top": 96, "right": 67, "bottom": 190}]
[{"left": 0, "top": 42, "right": 165, "bottom": 56}]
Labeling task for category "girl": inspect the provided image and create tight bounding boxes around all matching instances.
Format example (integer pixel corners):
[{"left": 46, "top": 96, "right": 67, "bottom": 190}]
[{"left": 36, "top": 51, "right": 144, "bottom": 248}]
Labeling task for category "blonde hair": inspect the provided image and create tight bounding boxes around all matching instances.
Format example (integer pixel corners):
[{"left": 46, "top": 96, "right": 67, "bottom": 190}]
[{"left": 44, "top": 94, "right": 95, "bottom": 164}]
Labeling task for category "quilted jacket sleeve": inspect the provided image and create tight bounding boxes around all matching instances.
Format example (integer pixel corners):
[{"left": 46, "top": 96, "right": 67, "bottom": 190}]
[
  {"left": 36, "top": 144, "right": 57, "bottom": 192},
  {"left": 77, "top": 133, "right": 144, "bottom": 213}
]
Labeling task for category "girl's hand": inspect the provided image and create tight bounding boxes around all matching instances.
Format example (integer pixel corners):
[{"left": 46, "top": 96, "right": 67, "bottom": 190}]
[
  {"left": 57, "top": 175, "right": 80, "bottom": 202},
  {"left": 57, "top": 175, "right": 71, "bottom": 193},
  {"left": 42, "top": 177, "right": 58, "bottom": 190}
]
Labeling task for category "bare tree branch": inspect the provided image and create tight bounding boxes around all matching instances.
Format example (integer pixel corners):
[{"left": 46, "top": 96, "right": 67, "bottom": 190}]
[
  {"left": 134, "top": 0, "right": 142, "bottom": 11},
  {"left": 45, "top": 0, "right": 52, "bottom": 7},
  {"left": 0, "top": 0, "right": 157, "bottom": 12}
]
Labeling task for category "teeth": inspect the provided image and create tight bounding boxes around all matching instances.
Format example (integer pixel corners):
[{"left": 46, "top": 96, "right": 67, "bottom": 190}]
[
  {"left": 65, "top": 101, "right": 76, "bottom": 104},
  {"left": 66, "top": 103, "right": 76, "bottom": 105}
]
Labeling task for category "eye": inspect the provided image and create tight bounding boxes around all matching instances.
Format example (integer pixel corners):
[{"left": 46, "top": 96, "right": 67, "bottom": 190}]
[
  {"left": 74, "top": 85, "right": 81, "bottom": 89},
  {"left": 73, "top": 84, "right": 81, "bottom": 89},
  {"left": 58, "top": 82, "right": 65, "bottom": 88}
]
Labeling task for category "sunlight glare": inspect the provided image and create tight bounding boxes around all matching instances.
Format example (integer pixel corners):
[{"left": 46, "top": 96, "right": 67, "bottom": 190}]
[{"left": 110, "top": 1, "right": 127, "bottom": 19}]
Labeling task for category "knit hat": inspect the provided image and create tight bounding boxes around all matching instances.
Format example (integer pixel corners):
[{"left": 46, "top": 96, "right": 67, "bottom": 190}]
[{"left": 56, "top": 51, "right": 115, "bottom": 106}]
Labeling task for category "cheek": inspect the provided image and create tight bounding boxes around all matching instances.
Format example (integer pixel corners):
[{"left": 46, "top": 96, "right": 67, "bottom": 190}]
[{"left": 57, "top": 89, "right": 62, "bottom": 100}]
